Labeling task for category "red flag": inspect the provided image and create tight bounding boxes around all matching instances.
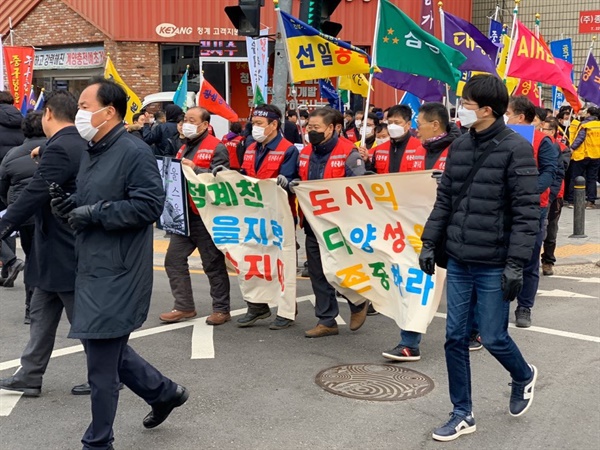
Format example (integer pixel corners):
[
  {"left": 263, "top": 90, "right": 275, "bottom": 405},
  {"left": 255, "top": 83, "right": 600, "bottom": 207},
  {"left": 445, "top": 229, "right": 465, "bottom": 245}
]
[
  {"left": 513, "top": 79, "right": 542, "bottom": 106},
  {"left": 198, "top": 79, "right": 239, "bottom": 122},
  {"left": 2, "top": 46, "right": 35, "bottom": 109},
  {"left": 507, "top": 20, "right": 580, "bottom": 112}
]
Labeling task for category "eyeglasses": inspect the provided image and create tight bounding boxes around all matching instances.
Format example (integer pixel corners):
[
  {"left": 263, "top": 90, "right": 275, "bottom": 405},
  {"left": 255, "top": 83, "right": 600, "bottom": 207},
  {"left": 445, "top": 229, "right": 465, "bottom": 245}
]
[{"left": 416, "top": 120, "right": 436, "bottom": 128}]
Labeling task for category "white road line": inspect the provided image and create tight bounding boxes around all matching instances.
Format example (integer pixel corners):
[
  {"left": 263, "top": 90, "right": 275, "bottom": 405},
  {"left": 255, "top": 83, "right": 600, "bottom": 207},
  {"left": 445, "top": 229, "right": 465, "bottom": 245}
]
[
  {"left": 191, "top": 322, "right": 215, "bottom": 359},
  {"left": 0, "top": 390, "right": 23, "bottom": 416},
  {"left": 550, "top": 275, "right": 600, "bottom": 284},
  {"left": 537, "top": 289, "right": 596, "bottom": 299}
]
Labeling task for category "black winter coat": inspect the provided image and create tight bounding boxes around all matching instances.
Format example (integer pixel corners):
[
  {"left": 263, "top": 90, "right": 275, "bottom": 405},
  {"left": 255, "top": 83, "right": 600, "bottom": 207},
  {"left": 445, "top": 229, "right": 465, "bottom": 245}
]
[
  {"left": 421, "top": 118, "right": 540, "bottom": 267},
  {"left": 70, "top": 125, "right": 165, "bottom": 339},
  {"left": 0, "top": 104, "right": 24, "bottom": 167},
  {"left": 142, "top": 121, "right": 179, "bottom": 157},
  {"left": 0, "top": 127, "right": 85, "bottom": 291}
]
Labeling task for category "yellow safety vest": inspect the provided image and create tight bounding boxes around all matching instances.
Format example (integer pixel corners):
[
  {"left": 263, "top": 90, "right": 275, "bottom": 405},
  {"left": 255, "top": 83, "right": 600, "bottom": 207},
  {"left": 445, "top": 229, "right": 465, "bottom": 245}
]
[{"left": 572, "top": 120, "right": 600, "bottom": 161}]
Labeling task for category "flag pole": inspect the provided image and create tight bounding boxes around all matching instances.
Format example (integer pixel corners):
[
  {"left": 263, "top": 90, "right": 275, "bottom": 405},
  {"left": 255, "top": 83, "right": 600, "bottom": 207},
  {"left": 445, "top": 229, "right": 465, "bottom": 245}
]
[
  {"left": 360, "top": 0, "right": 382, "bottom": 148},
  {"left": 503, "top": 0, "right": 520, "bottom": 82},
  {"left": 493, "top": 5, "right": 500, "bottom": 22},
  {"left": 534, "top": 13, "right": 542, "bottom": 107},
  {"left": 438, "top": 3, "right": 451, "bottom": 110}
]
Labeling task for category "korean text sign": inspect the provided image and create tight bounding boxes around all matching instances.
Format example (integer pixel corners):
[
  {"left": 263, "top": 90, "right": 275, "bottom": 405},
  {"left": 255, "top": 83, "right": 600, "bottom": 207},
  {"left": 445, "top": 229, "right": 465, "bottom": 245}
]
[
  {"left": 182, "top": 168, "right": 297, "bottom": 321},
  {"left": 295, "top": 172, "right": 445, "bottom": 333},
  {"left": 156, "top": 157, "right": 189, "bottom": 236},
  {"left": 2, "top": 46, "right": 35, "bottom": 108}
]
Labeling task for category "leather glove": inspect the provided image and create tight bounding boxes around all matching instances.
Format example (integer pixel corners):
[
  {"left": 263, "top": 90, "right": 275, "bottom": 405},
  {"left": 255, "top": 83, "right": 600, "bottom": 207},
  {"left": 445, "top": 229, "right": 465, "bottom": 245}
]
[
  {"left": 50, "top": 196, "right": 77, "bottom": 219},
  {"left": 419, "top": 241, "right": 436, "bottom": 275},
  {"left": 276, "top": 174, "right": 289, "bottom": 189},
  {"left": 432, "top": 170, "right": 443, "bottom": 185},
  {"left": 288, "top": 178, "right": 301, "bottom": 194},
  {"left": 68, "top": 204, "right": 99, "bottom": 231},
  {"left": 212, "top": 165, "right": 228, "bottom": 176},
  {"left": 501, "top": 260, "right": 523, "bottom": 301}
]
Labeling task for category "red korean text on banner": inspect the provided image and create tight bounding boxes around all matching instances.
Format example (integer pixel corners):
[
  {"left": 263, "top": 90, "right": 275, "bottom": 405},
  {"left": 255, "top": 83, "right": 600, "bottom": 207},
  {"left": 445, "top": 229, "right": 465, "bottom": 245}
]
[
  {"left": 3, "top": 46, "right": 35, "bottom": 108},
  {"left": 579, "top": 10, "right": 600, "bottom": 34},
  {"left": 513, "top": 79, "right": 542, "bottom": 107},
  {"left": 198, "top": 78, "right": 239, "bottom": 122}
]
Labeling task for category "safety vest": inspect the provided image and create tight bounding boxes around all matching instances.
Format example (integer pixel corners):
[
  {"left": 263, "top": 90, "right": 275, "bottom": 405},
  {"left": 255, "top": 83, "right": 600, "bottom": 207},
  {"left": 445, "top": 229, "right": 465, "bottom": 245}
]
[
  {"left": 567, "top": 119, "right": 580, "bottom": 146},
  {"left": 405, "top": 144, "right": 449, "bottom": 171},
  {"left": 241, "top": 135, "right": 293, "bottom": 179},
  {"left": 572, "top": 119, "right": 600, "bottom": 161},
  {"left": 372, "top": 136, "right": 421, "bottom": 174},
  {"left": 298, "top": 140, "right": 354, "bottom": 180},
  {"left": 176, "top": 134, "right": 221, "bottom": 170},
  {"left": 221, "top": 134, "right": 244, "bottom": 169},
  {"left": 345, "top": 128, "right": 357, "bottom": 142},
  {"left": 532, "top": 130, "right": 551, "bottom": 208}
]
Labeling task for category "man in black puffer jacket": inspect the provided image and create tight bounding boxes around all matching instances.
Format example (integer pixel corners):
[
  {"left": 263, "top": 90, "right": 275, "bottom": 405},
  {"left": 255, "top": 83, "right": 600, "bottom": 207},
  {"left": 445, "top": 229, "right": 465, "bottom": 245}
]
[
  {"left": 0, "top": 91, "right": 24, "bottom": 167},
  {"left": 418, "top": 75, "right": 540, "bottom": 442},
  {"left": 142, "top": 104, "right": 183, "bottom": 156}
]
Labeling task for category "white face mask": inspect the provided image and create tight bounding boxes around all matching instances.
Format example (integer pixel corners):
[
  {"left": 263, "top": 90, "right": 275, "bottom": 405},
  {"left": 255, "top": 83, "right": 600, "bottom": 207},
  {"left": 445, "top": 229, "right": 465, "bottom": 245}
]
[
  {"left": 182, "top": 123, "right": 199, "bottom": 139},
  {"left": 364, "top": 126, "right": 374, "bottom": 137},
  {"left": 387, "top": 123, "right": 406, "bottom": 139},
  {"left": 75, "top": 107, "right": 108, "bottom": 141},
  {"left": 300, "top": 119, "right": 307, "bottom": 127},
  {"left": 457, "top": 106, "right": 479, "bottom": 128},
  {"left": 375, "top": 137, "right": 390, "bottom": 146},
  {"left": 252, "top": 125, "right": 268, "bottom": 143},
  {"left": 355, "top": 119, "right": 362, "bottom": 128},
  {"left": 562, "top": 120, "right": 570, "bottom": 127},
  {"left": 503, "top": 114, "right": 510, "bottom": 124}
]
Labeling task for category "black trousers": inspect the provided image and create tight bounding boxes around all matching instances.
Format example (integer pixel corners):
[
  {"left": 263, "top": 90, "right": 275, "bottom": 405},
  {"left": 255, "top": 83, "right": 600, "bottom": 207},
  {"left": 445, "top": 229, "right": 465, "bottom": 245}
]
[
  {"left": 541, "top": 198, "right": 563, "bottom": 265},
  {"left": 81, "top": 335, "right": 177, "bottom": 450},
  {"left": 305, "top": 232, "right": 362, "bottom": 327},
  {"left": 567, "top": 158, "right": 600, "bottom": 203}
]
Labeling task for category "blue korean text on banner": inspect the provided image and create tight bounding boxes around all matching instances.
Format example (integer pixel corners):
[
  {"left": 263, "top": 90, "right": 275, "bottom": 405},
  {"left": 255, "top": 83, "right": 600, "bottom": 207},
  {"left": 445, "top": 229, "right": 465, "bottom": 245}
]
[
  {"left": 488, "top": 19, "right": 503, "bottom": 46},
  {"left": 400, "top": 92, "right": 422, "bottom": 130},
  {"left": 550, "top": 39, "right": 573, "bottom": 111},
  {"left": 508, "top": 124, "right": 535, "bottom": 144}
]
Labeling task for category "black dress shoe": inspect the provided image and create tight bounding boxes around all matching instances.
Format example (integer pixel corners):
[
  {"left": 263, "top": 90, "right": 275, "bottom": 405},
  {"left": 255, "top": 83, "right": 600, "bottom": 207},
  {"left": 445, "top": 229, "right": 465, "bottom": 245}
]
[
  {"left": 2, "top": 259, "right": 24, "bottom": 288},
  {"left": 0, "top": 376, "right": 41, "bottom": 397},
  {"left": 71, "top": 382, "right": 125, "bottom": 395},
  {"left": 143, "top": 385, "right": 189, "bottom": 429}
]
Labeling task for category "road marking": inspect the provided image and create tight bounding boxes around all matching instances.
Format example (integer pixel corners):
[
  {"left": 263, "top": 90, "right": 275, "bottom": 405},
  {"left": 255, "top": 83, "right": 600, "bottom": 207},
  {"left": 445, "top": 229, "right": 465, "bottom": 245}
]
[
  {"left": 537, "top": 289, "right": 596, "bottom": 299},
  {"left": 549, "top": 275, "right": 600, "bottom": 284},
  {"left": 153, "top": 265, "right": 311, "bottom": 280},
  {"left": 0, "top": 390, "right": 23, "bottom": 416}
]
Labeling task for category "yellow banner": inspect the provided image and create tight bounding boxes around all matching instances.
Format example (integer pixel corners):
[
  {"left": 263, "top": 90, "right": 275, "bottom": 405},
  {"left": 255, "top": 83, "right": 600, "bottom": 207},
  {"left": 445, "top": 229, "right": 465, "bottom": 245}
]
[
  {"left": 104, "top": 56, "right": 142, "bottom": 124},
  {"left": 339, "top": 74, "right": 371, "bottom": 98},
  {"left": 496, "top": 35, "right": 519, "bottom": 95}
]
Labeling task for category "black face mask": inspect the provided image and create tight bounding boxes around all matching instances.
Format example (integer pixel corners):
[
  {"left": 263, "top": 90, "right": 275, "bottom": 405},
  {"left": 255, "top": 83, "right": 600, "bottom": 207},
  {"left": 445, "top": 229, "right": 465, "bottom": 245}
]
[{"left": 308, "top": 130, "right": 326, "bottom": 146}]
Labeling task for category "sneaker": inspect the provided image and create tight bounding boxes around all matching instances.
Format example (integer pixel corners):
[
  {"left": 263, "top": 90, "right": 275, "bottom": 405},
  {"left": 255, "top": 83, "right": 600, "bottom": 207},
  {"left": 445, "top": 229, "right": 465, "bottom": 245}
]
[
  {"left": 367, "top": 303, "right": 380, "bottom": 316},
  {"left": 236, "top": 308, "right": 271, "bottom": 327},
  {"left": 585, "top": 201, "right": 595, "bottom": 209},
  {"left": 515, "top": 306, "right": 531, "bottom": 328},
  {"left": 269, "top": 315, "right": 294, "bottom": 330},
  {"left": 382, "top": 345, "right": 421, "bottom": 362},
  {"left": 2, "top": 259, "right": 25, "bottom": 288},
  {"left": 509, "top": 364, "right": 538, "bottom": 417},
  {"left": 432, "top": 413, "right": 476, "bottom": 442},
  {"left": 469, "top": 334, "right": 483, "bottom": 352},
  {"left": 541, "top": 262, "right": 554, "bottom": 276}
]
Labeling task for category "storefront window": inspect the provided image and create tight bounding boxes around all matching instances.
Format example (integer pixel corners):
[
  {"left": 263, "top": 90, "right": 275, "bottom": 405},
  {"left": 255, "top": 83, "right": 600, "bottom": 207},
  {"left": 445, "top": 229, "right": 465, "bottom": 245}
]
[{"left": 161, "top": 45, "right": 201, "bottom": 93}]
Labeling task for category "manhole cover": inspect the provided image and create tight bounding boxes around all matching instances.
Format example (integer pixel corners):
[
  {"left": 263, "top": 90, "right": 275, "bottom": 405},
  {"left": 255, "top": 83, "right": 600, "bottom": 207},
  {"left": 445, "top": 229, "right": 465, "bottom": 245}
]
[{"left": 315, "top": 364, "right": 434, "bottom": 401}]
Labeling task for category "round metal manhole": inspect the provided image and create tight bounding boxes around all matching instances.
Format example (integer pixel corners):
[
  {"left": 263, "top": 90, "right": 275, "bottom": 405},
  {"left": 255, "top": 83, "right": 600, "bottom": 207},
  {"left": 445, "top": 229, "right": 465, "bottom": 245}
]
[{"left": 315, "top": 364, "right": 435, "bottom": 401}]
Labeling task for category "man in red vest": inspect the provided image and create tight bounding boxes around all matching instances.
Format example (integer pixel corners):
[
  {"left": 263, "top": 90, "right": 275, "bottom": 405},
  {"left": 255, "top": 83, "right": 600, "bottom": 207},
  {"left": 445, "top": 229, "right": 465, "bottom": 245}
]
[
  {"left": 379, "top": 103, "right": 462, "bottom": 362},
  {"left": 159, "top": 107, "right": 232, "bottom": 326},
  {"left": 505, "top": 96, "right": 557, "bottom": 327},
  {"left": 236, "top": 104, "right": 300, "bottom": 330},
  {"left": 221, "top": 121, "right": 244, "bottom": 170},
  {"left": 291, "top": 107, "right": 368, "bottom": 338}
]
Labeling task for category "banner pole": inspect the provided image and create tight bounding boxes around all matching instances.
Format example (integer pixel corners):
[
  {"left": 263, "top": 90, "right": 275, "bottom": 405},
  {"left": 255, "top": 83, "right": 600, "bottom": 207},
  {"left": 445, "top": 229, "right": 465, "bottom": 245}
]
[
  {"left": 361, "top": 0, "right": 382, "bottom": 148},
  {"left": 503, "top": 0, "right": 520, "bottom": 82}
]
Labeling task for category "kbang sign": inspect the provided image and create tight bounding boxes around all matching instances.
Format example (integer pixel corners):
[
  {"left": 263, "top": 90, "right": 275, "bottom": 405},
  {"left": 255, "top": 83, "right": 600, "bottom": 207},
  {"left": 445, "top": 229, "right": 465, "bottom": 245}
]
[
  {"left": 295, "top": 172, "right": 445, "bottom": 333},
  {"left": 182, "top": 167, "right": 297, "bottom": 321},
  {"left": 3, "top": 46, "right": 35, "bottom": 109}
]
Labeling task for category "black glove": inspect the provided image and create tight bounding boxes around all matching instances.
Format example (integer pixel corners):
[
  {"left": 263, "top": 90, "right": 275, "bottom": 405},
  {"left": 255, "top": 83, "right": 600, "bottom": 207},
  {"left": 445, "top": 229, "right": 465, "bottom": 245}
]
[
  {"left": 276, "top": 174, "right": 289, "bottom": 189},
  {"left": 501, "top": 260, "right": 523, "bottom": 301},
  {"left": 419, "top": 241, "right": 436, "bottom": 275},
  {"left": 212, "top": 165, "right": 228, "bottom": 176},
  {"left": 68, "top": 204, "right": 98, "bottom": 231},
  {"left": 50, "top": 196, "right": 77, "bottom": 219},
  {"left": 431, "top": 170, "right": 443, "bottom": 185},
  {"left": 288, "top": 178, "right": 301, "bottom": 194}
]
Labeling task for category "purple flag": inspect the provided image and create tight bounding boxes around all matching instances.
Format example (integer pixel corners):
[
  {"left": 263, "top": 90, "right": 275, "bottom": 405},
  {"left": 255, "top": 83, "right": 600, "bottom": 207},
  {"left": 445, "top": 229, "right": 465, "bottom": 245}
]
[
  {"left": 420, "top": 0, "right": 434, "bottom": 34},
  {"left": 443, "top": 11, "right": 498, "bottom": 74},
  {"left": 374, "top": 68, "right": 444, "bottom": 102},
  {"left": 578, "top": 52, "right": 600, "bottom": 106}
]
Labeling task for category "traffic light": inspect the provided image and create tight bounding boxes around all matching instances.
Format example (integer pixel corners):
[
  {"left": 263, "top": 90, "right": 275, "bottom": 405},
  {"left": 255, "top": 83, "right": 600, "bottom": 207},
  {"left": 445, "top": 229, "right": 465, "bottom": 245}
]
[
  {"left": 225, "top": 0, "right": 265, "bottom": 37},
  {"left": 299, "top": 0, "right": 343, "bottom": 37}
]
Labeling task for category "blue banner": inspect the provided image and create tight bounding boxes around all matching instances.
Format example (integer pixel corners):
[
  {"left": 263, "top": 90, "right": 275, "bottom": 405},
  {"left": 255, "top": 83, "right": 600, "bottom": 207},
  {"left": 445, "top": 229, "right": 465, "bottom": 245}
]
[
  {"left": 550, "top": 39, "right": 573, "bottom": 111},
  {"left": 318, "top": 79, "right": 342, "bottom": 111},
  {"left": 488, "top": 19, "right": 503, "bottom": 47},
  {"left": 399, "top": 92, "right": 421, "bottom": 130}
]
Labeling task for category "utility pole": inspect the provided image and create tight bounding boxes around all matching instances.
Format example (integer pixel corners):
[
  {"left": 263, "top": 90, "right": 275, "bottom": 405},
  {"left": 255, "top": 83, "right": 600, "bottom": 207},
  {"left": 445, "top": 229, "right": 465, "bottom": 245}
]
[{"left": 272, "top": 0, "right": 292, "bottom": 115}]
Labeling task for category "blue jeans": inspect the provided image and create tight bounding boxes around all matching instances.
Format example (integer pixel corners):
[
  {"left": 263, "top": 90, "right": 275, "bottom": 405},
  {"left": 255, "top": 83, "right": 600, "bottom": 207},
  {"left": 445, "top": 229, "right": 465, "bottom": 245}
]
[
  {"left": 399, "top": 329, "right": 422, "bottom": 349},
  {"left": 445, "top": 258, "right": 532, "bottom": 417},
  {"left": 518, "top": 207, "right": 548, "bottom": 309}
]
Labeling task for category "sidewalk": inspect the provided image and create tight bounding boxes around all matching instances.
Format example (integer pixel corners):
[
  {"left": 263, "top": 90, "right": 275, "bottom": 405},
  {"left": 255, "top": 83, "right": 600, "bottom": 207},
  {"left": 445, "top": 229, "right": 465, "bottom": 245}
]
[{"left": 553, "top": 206, "right": 600, "bottom": 266}]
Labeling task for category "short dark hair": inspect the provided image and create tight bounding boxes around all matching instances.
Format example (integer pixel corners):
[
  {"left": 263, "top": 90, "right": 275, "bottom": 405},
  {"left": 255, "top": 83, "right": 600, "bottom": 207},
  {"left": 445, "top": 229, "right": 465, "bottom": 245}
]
[
  {"left": 345, "top": 109, "right": 354, "bottom": 117},
  {"left": 132, "top": 112, "right": 143, "bottom": 123},
  {"left": 509, "top": 96, "right": 536, "bottom": 124},
  {"left": 299, "top": 109, "right": 309, "bottom": 119},
  {"left": 462, "top": 74, "right": 508, "bottom": 118},
  {"left": 387, "top": 105, "right": 412, "bottom": 122},
  {"left": 534, "top": 107, "right": 548, "bottom": 122},
  {"left": 322, "top": 106, "right": 344, "bottom": 127},
  {"left": 44, "top": 89, "right": 78, "bottom": 123},
  {"left": 419, "top": 102, "right": 449, "bottom": 129},
  {"left": 375, "top": 123, "right": 388, "bottom": 134},
  {"left": 254, "top": 103, "right": 282, "bottom": 128},
  {"left": 367, "top": 112, "right": 380, "bottom": 126},
  {"left": 230, "top": 121, "right": 243, "bottom": 134},
  {"left": 543, "top": 117, "right": 559, "bottom": 138},
  {"left": 309, "top": 107, "right": 337, "bottom": 126},
  {"left": 286, "top": 109, "right": 297, "bottom": 119},
  {"left": 556, "top": 109, "right": 570, "bottom": 120},
  {"left": 588, "top": 106, "right": 600, "bottom": 118},
  {"left": 0, "top": 91, "right": 14, "bottom": 104},
  {"left": 88, "top": 76, "right": 127, "bottom": 120},
  {"left": 355, "top": 110, "right": 364, "bottom": 116},
  {"left": 22, "top": 110, "right": 45, "bottom": 138}
]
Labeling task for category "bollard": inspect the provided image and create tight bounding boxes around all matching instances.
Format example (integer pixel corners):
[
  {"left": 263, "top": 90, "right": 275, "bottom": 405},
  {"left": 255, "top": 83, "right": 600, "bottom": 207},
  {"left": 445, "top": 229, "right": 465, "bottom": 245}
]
[{"left": 569, "top": 176, "right": 587, "bottom": 238}]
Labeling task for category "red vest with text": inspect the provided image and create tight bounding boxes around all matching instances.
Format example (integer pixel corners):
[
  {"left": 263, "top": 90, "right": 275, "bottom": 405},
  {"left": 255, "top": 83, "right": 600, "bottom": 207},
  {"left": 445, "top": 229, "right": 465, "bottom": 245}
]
[
  {"left": 406, "top": 144, "right": 449, "bottom": 171},
  {"left": 221, "top": 135, "right": 244, "bottom": 169},
  {"left": 372, "top": 136, "right": 421, "bottom": 174},
  {"left": 176, "top": 134, "right": 222, "bottom": 215},
  {"left": 298, "top": 140, "right": 354, "bottom": 181},
  {"left": 241, "top": 136, "right": 293, "bottom": 179},
  {"left": 532, "top": 130, "right": 551, "bottom": 208}
]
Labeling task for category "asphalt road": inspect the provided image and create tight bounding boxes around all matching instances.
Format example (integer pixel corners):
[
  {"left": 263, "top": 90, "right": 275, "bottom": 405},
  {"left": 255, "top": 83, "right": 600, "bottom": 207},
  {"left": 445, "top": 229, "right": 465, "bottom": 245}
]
[{"left": 0, "top": 265, "right": 599, "bottom": 450}]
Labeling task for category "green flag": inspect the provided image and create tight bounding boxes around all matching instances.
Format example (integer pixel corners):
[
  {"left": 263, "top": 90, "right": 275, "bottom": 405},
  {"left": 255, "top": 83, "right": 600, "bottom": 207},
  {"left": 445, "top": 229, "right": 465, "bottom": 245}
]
[
  {"left": 253, "top": 85, "right": 265, "bottom": 106},
  {"left": 375, "top": 0, "right": 467, "bottom": 89}
]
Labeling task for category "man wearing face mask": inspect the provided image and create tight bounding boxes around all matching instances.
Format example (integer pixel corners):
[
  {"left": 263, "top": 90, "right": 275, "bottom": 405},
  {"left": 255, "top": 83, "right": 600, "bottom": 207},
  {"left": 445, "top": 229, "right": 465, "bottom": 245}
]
[
  {"left": 50, "top": 78, "right": 189, "bottom": 449},
  {"left": 344, "top": 109, "right": 357, "bottom": 142},
  {"left": 381, "top": 102, "right": 462, "bottom": 363},
  {"left": 419, "top": 75, "right": 539, "bottom": 441},
  {"left": 374, "top": 123, "right": 390, "bottom": 147},
  {"left": 366, "top": 105, "right": 421, "bottom": 173},
  {"left": 505, "top": 96, "right": 557, "bottom": 328},
  {"left": 355, "top": 112, "right": 380, "bottom": 152},
  {"left": 160, "top": 106, "right": 232, "bottom": 326},
  {"left": 296, "top": 107, "right": 368, "bottom": 338},
  {"left": 238, "top": 103, "right": 299, "bottom": 330}
]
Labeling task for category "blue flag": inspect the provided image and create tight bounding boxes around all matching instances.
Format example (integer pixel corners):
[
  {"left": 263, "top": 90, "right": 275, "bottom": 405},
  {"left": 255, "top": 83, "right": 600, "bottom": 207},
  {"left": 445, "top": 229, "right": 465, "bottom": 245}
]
[
  {"left": 319, "top": 79, "right": 341, "bottom": 110},
  {"left": 399, "top": 92, "right": 421, "bottom": 130},
  {"left": 173, "top": 67, "right": 189, "bottom": 110},
  {"left": 20, "top": 95, "right": 29, "bottom": 116},
  {"left": 488, "top": 19, "right": 503, "bottom": 46},
  {"left": 550, "top": 39, "right": 573, "bottom": 110}
]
